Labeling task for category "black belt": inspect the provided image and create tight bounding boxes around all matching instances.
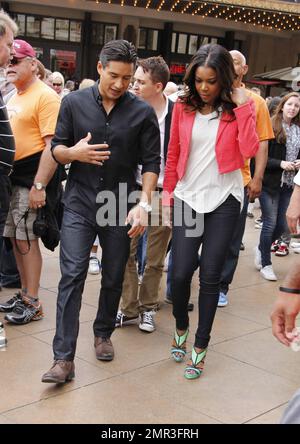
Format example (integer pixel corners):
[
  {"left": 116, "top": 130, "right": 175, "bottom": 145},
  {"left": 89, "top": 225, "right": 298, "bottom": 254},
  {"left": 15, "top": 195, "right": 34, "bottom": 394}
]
[
  {"left": 0, "top": 165, "right": 13, "bottom": 176},
  {"left": 136, "top": 184, "right": 163, "bottom": 192}
]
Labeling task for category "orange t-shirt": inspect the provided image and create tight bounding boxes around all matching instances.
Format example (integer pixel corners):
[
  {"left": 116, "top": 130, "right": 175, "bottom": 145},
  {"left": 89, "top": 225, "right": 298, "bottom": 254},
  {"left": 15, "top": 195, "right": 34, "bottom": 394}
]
[
  {"left": 241, "top": 88, "right": 274, "bottom": 186},
  {"left": 7, "top": 79, "right": 60, "bottom": 161}
]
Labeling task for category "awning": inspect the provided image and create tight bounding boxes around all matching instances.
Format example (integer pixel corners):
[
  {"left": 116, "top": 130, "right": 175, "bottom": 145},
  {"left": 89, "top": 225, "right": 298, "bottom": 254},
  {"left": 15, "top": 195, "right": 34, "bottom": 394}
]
[
  {"left": 253, "top": 67, "right": 294, "bottom": 81},
  {"left": 245, "top": 80, "right": 281, "bottom": 86}
]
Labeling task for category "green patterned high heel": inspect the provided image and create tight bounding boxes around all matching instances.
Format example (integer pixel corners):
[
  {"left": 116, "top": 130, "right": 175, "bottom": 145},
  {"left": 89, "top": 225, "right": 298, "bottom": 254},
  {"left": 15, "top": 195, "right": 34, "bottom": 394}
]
[
  {"left": 171, "top": 329, "right": 189, "bottom": 363},
  {"left": 184, "top": 347, "right": 207, "bottom": 379}
]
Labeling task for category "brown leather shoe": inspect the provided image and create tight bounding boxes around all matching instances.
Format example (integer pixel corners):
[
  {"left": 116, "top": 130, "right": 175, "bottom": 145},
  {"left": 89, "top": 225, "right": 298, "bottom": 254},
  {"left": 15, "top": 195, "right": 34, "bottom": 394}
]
[
  {"left": 94, "top": 337, "right": 114, "bottom": 361},
  {"left": 41, "top": 360, "right": 75, "bottom": 384}
]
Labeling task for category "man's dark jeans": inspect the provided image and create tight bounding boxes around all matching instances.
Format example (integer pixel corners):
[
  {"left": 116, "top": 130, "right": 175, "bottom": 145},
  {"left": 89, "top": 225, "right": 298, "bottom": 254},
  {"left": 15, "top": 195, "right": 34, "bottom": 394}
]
[{"left": 53, "top": 207, "right": 131, "bottom": 361}]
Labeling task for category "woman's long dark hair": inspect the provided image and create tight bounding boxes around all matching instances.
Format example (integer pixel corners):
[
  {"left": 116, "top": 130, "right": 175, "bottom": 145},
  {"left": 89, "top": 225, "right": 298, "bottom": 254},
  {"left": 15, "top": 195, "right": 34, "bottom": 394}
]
[{"left": 180, "top": 44, "right": 236, "bottom": 116}]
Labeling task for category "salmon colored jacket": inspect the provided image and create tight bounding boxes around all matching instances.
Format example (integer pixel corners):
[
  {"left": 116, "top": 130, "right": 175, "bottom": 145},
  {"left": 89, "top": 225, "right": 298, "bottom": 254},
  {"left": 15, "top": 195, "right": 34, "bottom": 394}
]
[{"left": 162, "top": 100, "right": 259, "bottom": 206}]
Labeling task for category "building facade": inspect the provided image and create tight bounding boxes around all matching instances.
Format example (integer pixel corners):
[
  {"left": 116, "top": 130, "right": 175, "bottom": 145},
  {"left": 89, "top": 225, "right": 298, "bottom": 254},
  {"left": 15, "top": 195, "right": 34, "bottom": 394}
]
[{"left": 3, "top": 0, "right": 300, "bottom": 86}]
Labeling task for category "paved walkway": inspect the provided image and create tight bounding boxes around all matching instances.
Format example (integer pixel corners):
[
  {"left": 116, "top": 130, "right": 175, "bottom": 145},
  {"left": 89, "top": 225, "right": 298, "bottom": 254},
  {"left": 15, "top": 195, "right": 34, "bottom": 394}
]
[{"left": 1, "top": 211, "right": 300, "bottom": 424}]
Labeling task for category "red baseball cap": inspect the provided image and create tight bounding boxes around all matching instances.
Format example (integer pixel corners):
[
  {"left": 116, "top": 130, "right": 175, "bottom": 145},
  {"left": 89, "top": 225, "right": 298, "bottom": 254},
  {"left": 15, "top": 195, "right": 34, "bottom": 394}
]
[{"left": 13, "top": 40, "right": 36, "bottom": 59}]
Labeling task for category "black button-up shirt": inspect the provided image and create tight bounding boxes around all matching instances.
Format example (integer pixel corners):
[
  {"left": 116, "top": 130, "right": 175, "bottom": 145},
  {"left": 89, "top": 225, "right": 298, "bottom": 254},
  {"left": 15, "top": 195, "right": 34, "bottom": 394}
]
[{"left": 51, "top": 82, "right": 160, "bottom": 223}]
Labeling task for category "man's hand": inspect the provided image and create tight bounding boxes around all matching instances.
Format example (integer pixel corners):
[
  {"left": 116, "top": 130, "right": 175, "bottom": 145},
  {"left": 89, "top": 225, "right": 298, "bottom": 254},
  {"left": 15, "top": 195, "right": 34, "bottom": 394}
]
[
  {"left": 125, "top": 205, "right": 148, "bottom": 238},
  {"left": 29, "top": 187, "right": 46, "bottom": 209},
  {"left": 71, "top": 132, "right": 110, "bottom": 165},
  {"left": 271, "top": 291, "right": 300, "bottom": 347},
  {"left": 247, "top": 177, "right": 262, "bottom": 202}
]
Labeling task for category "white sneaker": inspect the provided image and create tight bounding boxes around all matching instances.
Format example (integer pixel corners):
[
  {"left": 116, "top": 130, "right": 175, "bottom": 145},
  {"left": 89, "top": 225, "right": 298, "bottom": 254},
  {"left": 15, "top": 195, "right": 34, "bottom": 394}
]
[
  {"left": 254, "top": 246, "right": 262, "bottom": 270},
  {"left": 294, "top": 248, "right": 300, "bottom": 254},
  {"left": 260, "top": 265, "right": 277, "bottom": 281},
  {"left": 291, "top": 242, "right": 300, "bottom": 249},
  {"left": 88, "top": 257, "right": 101, "bottom": 275},
  {"left": 139, "top": 311, "right": 156, "bottom": 333}
]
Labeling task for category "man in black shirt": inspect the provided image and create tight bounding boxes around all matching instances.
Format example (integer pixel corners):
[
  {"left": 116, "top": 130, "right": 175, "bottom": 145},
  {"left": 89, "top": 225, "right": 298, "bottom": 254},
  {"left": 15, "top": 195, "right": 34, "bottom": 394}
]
[{"left": 39, "top": 40, "right": 160, "bottom": 383}]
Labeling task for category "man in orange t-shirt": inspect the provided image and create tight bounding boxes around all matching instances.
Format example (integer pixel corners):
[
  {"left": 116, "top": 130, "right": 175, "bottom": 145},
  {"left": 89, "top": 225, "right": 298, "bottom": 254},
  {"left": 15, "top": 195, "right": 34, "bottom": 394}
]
[
  {"left": 218, "top": 50, "right": 274, "bottom": 307},
  {"left": 2, "top": 40, "right": 60, "bottom": 325}
]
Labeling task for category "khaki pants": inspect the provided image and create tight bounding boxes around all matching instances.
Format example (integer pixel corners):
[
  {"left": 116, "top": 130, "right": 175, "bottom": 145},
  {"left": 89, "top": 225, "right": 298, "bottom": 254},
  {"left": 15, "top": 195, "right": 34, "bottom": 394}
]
[{"left": 121, "top": 194, "right": 171, "bottom": 317}]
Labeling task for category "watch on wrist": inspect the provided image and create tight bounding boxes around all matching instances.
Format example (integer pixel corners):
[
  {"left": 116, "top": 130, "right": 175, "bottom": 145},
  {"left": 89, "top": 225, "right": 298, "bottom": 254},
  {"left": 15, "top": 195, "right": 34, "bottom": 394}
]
[
  {"left": 34, "top": 182, "right": 46, "bottom": 191},
  {"left": 138, "top": 201, "right": 152, "bottom": 213}
]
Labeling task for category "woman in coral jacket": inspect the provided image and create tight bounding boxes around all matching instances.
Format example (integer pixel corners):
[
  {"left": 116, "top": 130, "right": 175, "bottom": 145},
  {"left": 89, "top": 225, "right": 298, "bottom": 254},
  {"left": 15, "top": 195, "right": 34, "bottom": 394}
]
[{"left": 162, "top": 44, "right": 259, "bottom": 380}]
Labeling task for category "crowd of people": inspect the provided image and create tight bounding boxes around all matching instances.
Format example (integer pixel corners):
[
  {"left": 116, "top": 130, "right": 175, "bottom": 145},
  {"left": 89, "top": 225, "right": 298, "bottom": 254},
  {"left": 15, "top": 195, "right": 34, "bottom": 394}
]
[{"left": 0, "top": 9, "right": 300, "bottom": 417}]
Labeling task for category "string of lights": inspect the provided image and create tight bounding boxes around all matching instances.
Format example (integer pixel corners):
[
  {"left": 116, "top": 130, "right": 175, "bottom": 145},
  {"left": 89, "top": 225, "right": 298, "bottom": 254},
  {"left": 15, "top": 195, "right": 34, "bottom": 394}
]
[
  {"left": 89, "top": 0, "right": 300, "bottom": 31},
  {"left": 202, "top": 0, "right": 300, "bottom": 14}
]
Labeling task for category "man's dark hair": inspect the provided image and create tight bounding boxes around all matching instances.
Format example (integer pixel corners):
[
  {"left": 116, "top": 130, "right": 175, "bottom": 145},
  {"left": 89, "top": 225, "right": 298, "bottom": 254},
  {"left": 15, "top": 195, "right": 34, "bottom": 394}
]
[
  {"left": 137, "top": 56, "right": 170, "bottom": 89},
  {"left": 99, "top": 39, "right": 137, "bottom": 68}
]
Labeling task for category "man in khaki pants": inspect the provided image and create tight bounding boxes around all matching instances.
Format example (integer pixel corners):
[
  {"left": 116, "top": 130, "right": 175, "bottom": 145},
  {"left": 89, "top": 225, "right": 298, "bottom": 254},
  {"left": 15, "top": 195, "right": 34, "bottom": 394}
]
[{"left": 116, "top": 56, "right": 173, "bottom": 332}]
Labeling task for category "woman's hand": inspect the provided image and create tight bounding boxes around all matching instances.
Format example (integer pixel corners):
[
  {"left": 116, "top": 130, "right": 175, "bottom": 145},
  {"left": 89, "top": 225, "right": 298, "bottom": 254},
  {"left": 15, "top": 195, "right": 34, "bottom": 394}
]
[
  {"left": 280, "top": 161, "right": 296, "bottom": 171},
  {"left": 231, "top": 87, "right": 249, "bottom": 107}
]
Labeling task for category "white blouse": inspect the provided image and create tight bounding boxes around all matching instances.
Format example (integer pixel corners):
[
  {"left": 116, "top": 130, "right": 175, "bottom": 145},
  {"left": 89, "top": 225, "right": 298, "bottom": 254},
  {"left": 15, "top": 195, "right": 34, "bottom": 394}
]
[{"left": 174, "top": 110, "right": 244, "bottom": 213}]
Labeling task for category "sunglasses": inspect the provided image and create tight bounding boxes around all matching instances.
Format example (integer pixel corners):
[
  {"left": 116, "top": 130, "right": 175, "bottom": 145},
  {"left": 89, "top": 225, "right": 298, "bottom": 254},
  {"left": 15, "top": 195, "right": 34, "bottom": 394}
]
[
  {"left": 10, "top": 57, "right": 26, "bottom": 66},
  {"left": 53, "top": 83, "right": 62, "bottom": 87}
]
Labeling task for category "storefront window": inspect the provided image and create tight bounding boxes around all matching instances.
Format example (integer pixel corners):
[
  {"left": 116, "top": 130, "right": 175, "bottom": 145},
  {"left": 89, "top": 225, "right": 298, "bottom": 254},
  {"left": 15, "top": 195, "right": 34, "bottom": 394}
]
[
  {"left": 138, "top": 28, "right": 147, "bottom": 49},
  {"left": 92, "top": 23, "right": 104, "bottom": 45},
  {"left": 41, "top": 17, "right": 54, "bottom": 40},
  {"left": 33, "top": 47, "right": 43, "bottom": 60},
  {"left": 188, "top": 35, "right": 198, "bottom": 55},
  {"left": 16, "top": 14, "right": 25, "bottom": 36},
  {"left": 171, "top": 33, "right": 177, "bottom": 53},
  {"left": 171, "top": 32, "right": 220, "bottom": 55},
  {"left": 26, "top": 15, "right": 40, "bottom": 38},
  {"left": 148, "top": 30, "right": 158, "bottom": 51},
  {"left": 50, "top": 49, "right": 76, "bottom": 79},
  {"left": 104, "top": 25, "right": 117, "bottom": 44},
  {"left": 12, "top": 13, "right": 118, "bottom": 47},
  {"left": 70, "top": 21, "right": 82, "bottom": 42},
  {"left": 55, "top": 19, "right": 69, "bottom": 41},
  {"left": 199, "top": 36, "right": 209, "bottom": 46},
  {"left": 177, "top": 34, "right": 187, "bottom": 54}
]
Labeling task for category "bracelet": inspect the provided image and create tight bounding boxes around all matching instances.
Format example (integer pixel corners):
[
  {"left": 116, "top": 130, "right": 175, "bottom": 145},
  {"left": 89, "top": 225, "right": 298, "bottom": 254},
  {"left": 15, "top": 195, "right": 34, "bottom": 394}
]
[
  {"left": 50, "top": 146, "right": 62, "bottom": 165},
  {"left": 279, "top": 286, "right": 300, "bottom": 294}
]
